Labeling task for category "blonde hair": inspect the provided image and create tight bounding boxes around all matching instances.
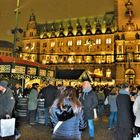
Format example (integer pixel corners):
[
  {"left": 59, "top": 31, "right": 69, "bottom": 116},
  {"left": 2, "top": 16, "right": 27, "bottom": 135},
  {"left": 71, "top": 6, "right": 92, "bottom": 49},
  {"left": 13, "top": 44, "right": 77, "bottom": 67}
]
[{"left": 111, "top": 87, "right": 118, "bottom": 94}]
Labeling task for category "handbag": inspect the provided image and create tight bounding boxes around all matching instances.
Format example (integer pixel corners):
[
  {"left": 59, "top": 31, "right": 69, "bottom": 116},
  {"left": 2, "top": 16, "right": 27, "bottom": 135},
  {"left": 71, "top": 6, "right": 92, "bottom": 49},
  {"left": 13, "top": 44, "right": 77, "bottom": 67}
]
[
  {"left": 0, "top": 118, "right": 15, "bottom": 137},
  {"left": 53, "top": 121, "right": 63, "bottom": 134},
  {"left": 133, "top": 135, "right": 140, "bottom": 140},
  {"left": 104, "top": 96, "right": 109, "bottom": 105},
  {"left": 93, "top": 108, "right": 98, "bottom": 119}
]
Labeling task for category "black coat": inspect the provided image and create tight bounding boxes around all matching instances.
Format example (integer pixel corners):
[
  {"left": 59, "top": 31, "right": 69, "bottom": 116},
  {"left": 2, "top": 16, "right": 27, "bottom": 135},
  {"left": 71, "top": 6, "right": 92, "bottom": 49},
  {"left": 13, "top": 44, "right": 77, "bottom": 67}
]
[
  {"left": 116, "top": 94, "right": 133, "bottom": 129},
  {"left": 0, "top": 88, "right": 15, "bottom": 118},
  {"left": 80, "top": 90, "right": 98, "bottom": 120},
  {"left": 41, "top": 84, "right": 58, "bottom": 107}
]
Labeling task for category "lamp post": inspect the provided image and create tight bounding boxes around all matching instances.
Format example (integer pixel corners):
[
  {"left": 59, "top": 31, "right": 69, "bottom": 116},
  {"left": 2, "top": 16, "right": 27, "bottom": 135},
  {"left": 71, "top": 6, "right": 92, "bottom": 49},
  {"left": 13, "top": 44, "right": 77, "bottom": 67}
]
[{"left": 12, "top": 0, "right": 23, "bottom": 57}]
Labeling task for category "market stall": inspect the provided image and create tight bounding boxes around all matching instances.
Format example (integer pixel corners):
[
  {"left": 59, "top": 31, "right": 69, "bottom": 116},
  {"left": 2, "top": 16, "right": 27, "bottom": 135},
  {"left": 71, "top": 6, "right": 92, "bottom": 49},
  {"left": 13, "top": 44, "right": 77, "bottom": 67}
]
[{"left": 0, "top": 56, "right": 48, "bottom": 89}]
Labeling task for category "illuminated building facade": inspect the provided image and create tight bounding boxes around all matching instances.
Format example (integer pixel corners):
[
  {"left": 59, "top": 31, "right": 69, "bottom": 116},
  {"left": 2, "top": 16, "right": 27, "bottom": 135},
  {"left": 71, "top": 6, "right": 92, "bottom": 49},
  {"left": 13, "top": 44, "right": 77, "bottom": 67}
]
[{"left": 21, "top": 0, "right": 140, "bottom": 85}]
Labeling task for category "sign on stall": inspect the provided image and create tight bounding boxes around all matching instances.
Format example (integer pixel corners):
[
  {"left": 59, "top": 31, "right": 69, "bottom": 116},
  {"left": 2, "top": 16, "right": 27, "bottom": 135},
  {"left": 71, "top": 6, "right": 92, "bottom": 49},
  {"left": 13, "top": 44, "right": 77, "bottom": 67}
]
[
  {"left": 27, "top": 67, "right": 36, "bottom": 75},
  {"left": 0, "top": 65, "right": 11, "bottom": 73},
  {"left": 39, "top": 69, "right": 46, "bottom": 77},
  {"left": 14, "top": 66, "right": 26, "bottom": 74}
]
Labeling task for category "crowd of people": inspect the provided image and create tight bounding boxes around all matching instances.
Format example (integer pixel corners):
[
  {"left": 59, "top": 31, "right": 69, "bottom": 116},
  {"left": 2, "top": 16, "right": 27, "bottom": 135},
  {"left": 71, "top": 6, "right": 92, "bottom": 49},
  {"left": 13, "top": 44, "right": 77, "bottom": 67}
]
[{"left": 0, "top": 79, "right": 140, "bottom": 140}]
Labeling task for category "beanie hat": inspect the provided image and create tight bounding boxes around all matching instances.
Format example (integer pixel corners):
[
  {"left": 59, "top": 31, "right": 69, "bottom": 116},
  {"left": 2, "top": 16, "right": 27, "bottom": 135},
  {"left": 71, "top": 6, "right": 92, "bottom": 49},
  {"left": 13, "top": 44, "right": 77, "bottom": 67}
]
[{"left": 0, "top": 80, "right": 8, "bottom": 88}]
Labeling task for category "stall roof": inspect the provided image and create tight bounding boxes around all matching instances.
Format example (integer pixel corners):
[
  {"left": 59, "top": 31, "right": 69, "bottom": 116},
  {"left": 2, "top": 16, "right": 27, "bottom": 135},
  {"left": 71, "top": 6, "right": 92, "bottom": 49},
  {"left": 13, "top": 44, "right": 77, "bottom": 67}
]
[{"left": 0, "top": 55, "right": 47, "bottom": 69}]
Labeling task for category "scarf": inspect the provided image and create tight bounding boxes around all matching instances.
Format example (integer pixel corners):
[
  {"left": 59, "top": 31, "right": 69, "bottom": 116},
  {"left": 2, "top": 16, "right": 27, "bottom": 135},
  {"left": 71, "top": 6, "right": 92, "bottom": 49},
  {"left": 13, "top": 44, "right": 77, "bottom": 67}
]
[
  {"left": 82, "top": 87, "right": 92, "bottom": 100},
  {"left": 119, "top": 89, "right": 130, "bottom": 96}
]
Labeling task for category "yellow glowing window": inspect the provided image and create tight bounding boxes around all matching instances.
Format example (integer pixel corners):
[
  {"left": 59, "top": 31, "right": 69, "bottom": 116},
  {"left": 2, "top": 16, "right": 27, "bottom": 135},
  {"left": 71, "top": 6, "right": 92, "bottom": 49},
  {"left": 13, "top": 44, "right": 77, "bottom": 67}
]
[
  {"left": 76, "top": 40, "right": 82, "bottom": 46},
  {"left": 106, "top": 38, "right": 112, "bottom": 44},
  {"left": 96, "top": 39, "right": 101, "bottom": 45},
  {"left": 68, "top": 41, "right": 73, "bottom": 46},
  {"left": 51, "top": 42, "right": 55, "bottom": 47}
]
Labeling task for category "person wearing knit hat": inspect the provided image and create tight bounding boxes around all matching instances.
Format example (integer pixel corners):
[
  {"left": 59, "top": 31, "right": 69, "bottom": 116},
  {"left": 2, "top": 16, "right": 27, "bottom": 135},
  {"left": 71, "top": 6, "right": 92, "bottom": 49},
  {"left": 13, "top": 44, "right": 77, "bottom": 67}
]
[
  {"left": 80, "top": 81, "right": 98, "bottom": 140},
  {"left": 0, "top": 80, "right": 15, "bottom": 119},
  {"left": 0, "top": 80, "right": 8, "bottom": 88}
]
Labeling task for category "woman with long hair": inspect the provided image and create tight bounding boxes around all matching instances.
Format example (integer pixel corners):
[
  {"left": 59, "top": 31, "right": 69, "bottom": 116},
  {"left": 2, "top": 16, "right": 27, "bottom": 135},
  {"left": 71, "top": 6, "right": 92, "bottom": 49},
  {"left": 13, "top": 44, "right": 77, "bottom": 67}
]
[{"left": 50, "top": 86, "right": 85, "bottom": 140}]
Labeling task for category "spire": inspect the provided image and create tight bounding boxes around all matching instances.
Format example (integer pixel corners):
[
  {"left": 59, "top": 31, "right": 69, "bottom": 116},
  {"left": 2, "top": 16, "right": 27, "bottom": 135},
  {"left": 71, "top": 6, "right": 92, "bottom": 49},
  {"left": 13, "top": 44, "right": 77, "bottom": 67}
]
[
  {"left": 25, "top": 12, "right": 38, "bottom": 38},
  {"left": 27, "top": 12, "right": 37, "bottom": 30},
  {"left": 29, "top": 13, "right": 36, "bottom": 22}
]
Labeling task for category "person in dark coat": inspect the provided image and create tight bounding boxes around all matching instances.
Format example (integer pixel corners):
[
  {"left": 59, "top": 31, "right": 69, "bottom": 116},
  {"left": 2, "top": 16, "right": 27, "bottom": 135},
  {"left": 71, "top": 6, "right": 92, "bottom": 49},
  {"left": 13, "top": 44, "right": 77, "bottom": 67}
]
[
  {"left": 80, "top": 81, "right": 98, "bottom": 140},
  {"left": 13, "top": 83, "right": 22, "bottom": 100},
  {"left": 40, "top": 82, "right": 59, "bottom": 127},
  {"left": 23, "top": 84, "right": 31, "bottom": 97},
  {"left": 116, "top": 83, "right": 133, "bottom": 140},
  {"left": 0, "top": 81, "right": 21, "bottom": 139},
  {"left": 0, "top": 80, "right": 15, "bottom": 119}
]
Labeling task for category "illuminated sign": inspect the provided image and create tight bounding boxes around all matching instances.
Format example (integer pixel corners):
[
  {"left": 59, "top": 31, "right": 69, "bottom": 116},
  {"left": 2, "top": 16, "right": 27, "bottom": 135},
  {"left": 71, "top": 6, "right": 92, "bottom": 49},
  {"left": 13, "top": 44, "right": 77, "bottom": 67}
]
[
  {"left": 27, "top": 67, "right": 36, "bottom": 75},
  {"left": 15, "top": 66, "right": 26, "bottom": 74},
  {"left": 47, "top": 70, "right": 54, "bottom": 77},
  {"left": 0, "top": 65, "right": 11, "bottom": 73},
  {"left": 39, "top": 69, "right": 46, "bottom": 76}
]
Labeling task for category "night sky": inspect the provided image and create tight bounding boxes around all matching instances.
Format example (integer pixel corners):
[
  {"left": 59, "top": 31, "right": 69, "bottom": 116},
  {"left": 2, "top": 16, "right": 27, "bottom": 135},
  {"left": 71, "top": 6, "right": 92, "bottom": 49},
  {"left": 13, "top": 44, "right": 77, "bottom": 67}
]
[{"left": 0, "top": 0, "right": 114, "bottom": 42}]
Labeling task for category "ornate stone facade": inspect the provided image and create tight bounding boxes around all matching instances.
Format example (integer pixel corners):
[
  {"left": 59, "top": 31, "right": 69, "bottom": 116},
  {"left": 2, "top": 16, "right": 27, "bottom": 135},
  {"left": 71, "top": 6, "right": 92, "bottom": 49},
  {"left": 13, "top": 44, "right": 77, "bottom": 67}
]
[{"left": 21, "top": 0, "right": 140, "bottom": 85}]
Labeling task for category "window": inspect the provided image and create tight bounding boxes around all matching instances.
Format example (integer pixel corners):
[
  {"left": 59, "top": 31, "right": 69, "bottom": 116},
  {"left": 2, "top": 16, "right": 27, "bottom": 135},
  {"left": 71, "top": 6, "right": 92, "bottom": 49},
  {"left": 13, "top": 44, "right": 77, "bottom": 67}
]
[
  {"left": 118, "top": 45, "right": 122, "bottom": 53},
  {"left": 76, "top": 40, "right": 82, "bottom": 46},
  {"left": 43, "top": 43, "right": 47, "bottom": 48},
  {"left": 58, "top": 41, "right": 64, "bottom": 47},
  {"left": 67, "top": 40, "right": 73, "bottom": 46},
  {"left": 51, "top": 41, "right": 55, "bottom": 47},
  {"left": 106, "top": 38, "right": 112, "bottom": 44},
  {"left": 96, "top": 39, "right": 101, "bottom": 45}
]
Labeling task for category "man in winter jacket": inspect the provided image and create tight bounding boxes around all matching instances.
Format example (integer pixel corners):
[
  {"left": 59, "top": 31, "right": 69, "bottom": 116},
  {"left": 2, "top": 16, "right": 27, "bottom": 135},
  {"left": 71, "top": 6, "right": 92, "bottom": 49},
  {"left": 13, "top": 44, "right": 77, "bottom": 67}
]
[
  {"left": 116, "top": 83, "right": 133, "bottom": 140},
  {"left": 0, "top": 80, "right": 15, "bottom": 119},
  {"left": 80, "top": 81, "right": 98, "bottom": 140}
]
